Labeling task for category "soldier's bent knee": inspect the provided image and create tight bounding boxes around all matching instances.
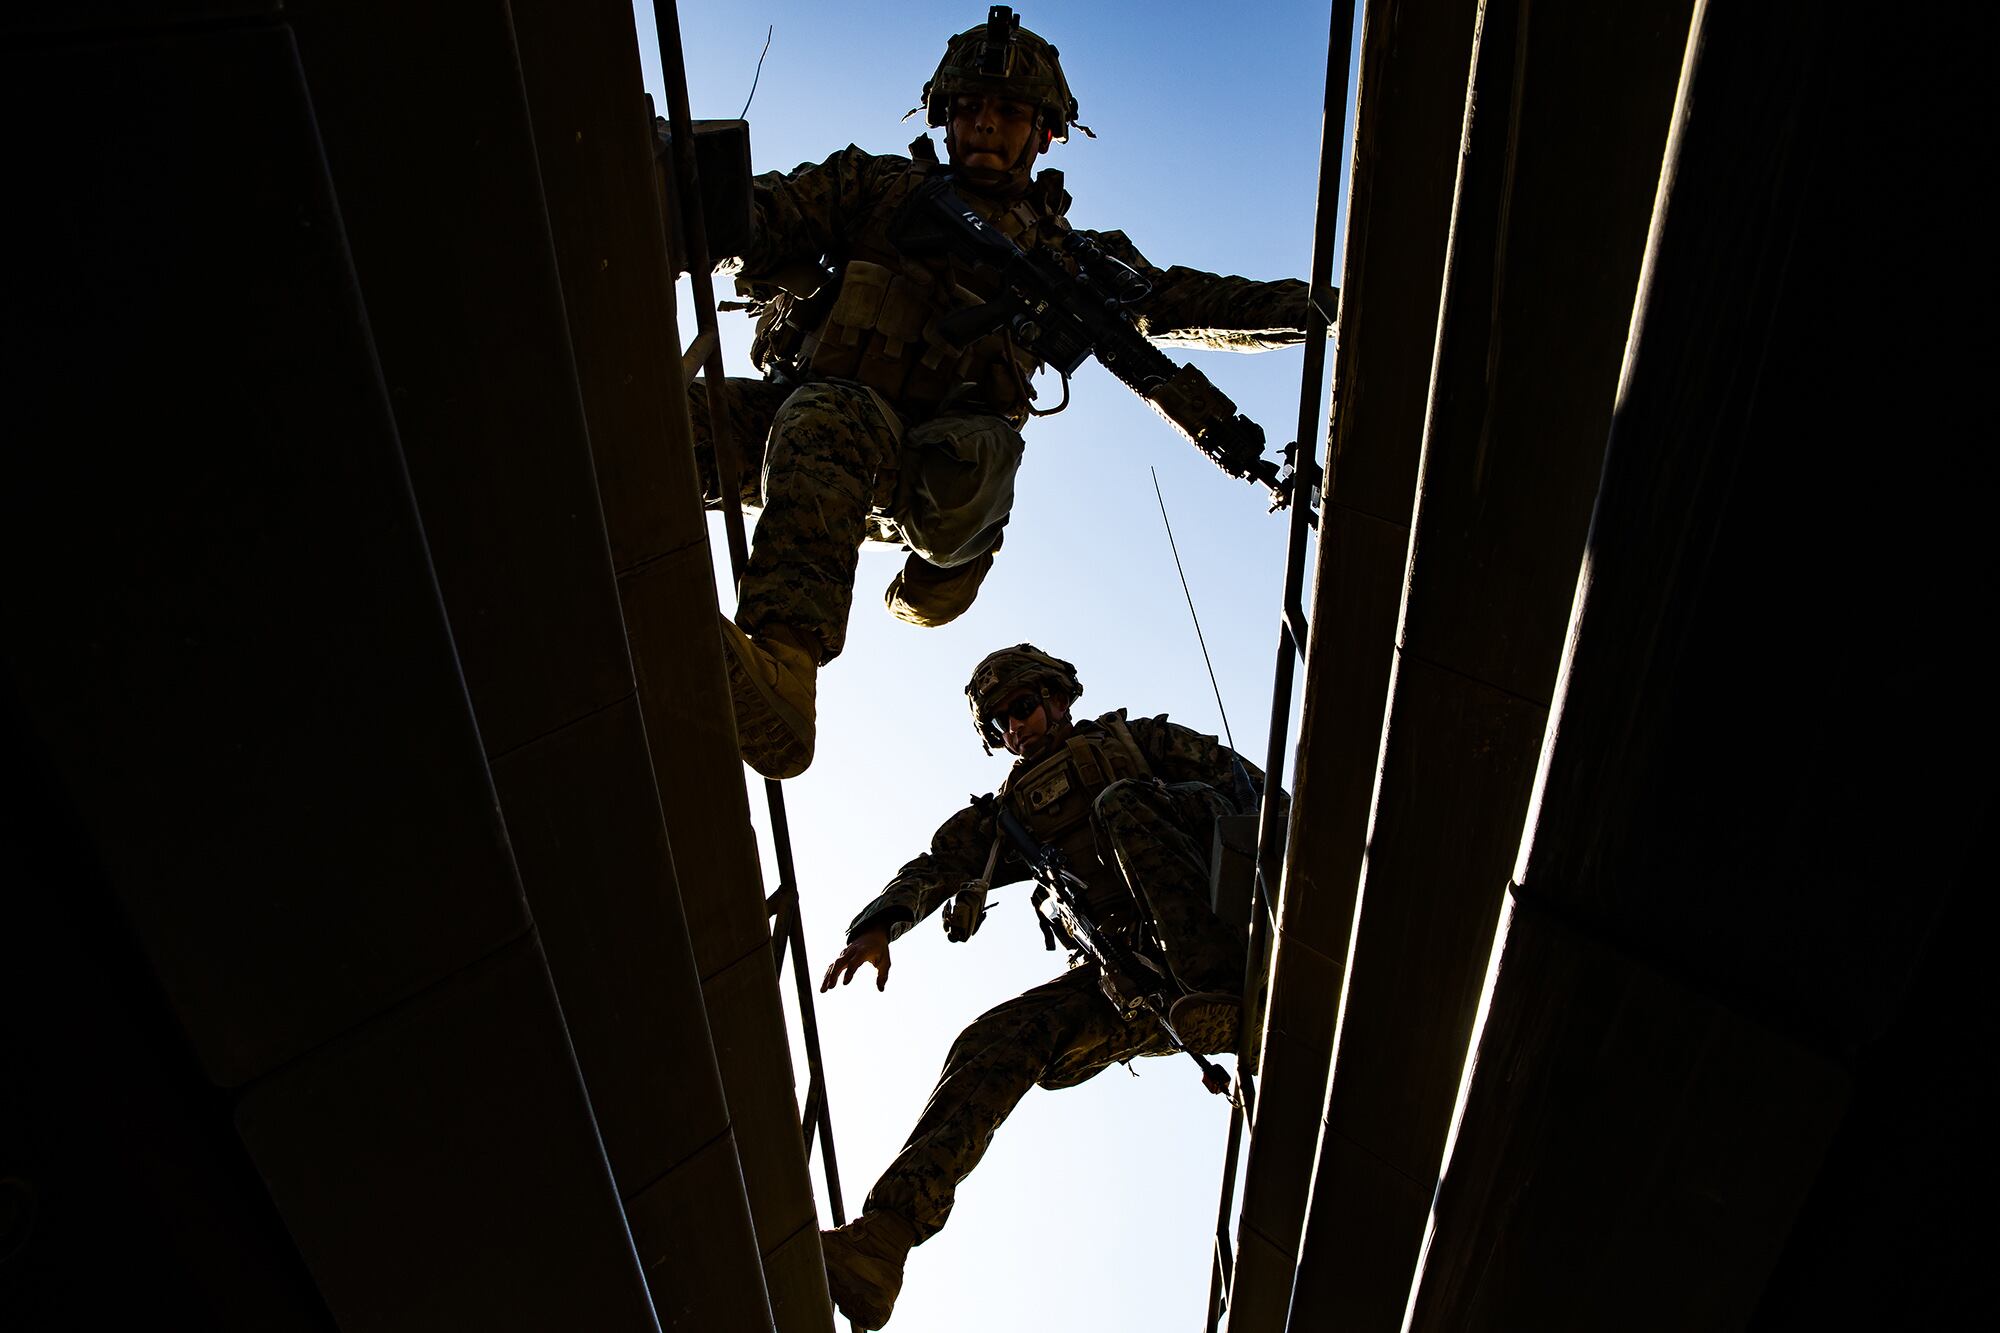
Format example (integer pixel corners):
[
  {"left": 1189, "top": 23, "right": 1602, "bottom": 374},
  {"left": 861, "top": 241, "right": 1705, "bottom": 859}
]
[
  {"left": 774, "top": 379, "right": 890, "bottom": 435},
  {"left": 1092, "top": 778, "right": 1156, "bottom": 822}
]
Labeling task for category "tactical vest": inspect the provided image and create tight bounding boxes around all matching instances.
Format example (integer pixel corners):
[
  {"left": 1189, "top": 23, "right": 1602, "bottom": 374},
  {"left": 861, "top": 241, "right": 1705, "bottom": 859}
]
[
  {"left": 753, "top": 154, "right": 1072, "bottom": 422},
  {"left": 998, "top": 713, "right": 1153, "bottom": 927}
]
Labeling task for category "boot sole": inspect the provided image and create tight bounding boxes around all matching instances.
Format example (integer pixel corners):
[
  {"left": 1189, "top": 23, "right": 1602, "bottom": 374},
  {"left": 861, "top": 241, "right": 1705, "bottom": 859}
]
[
  {"left": 1167, "top": 992, "right": 1243, "bottom": 1054},
  {"left": 719, "top": 622, "right": 814, "bottom": 779}
]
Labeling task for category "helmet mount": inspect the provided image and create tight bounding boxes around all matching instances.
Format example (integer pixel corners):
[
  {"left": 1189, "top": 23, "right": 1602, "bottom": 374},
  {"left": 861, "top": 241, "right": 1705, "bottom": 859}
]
[{"left": 976, "top": 5, "right": 1019, "bottom": 78}]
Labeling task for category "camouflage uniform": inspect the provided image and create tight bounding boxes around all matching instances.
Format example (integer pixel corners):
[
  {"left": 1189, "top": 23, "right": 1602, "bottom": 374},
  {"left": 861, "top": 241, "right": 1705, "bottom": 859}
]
[
  {"left": 697, "top": 143, "right": 1314, "bottom": 659},
  {"left": 844, "top": 709, "right": 1281, "bottom": 1243}
]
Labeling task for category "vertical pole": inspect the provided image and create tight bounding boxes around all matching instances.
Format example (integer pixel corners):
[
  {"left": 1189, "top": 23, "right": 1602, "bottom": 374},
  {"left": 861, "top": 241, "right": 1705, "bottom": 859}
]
[
  {"left": 649, "top": 0, "right": 851, "bottom": 1278},
  {"left": 1213, "top": 0, "right": 1357, "bottom": 1326}
]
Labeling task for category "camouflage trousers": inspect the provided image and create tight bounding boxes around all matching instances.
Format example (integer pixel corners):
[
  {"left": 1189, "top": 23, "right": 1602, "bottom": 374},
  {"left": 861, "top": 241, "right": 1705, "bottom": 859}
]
[
  {"left": 866, "top": 779, "right": 1246, "bottom": 1242},
  {"left": 688, "top": 376, "right": 1018, "bottom": 659}
]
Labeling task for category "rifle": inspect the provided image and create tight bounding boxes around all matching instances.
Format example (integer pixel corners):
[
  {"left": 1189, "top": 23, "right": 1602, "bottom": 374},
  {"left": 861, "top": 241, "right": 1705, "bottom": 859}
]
[
  {"left": 973, "top": 793, "right": 1231, "bottom": 1097},
  {"left": 896, "top": 178, "right": 1298, "bottom": 512}
]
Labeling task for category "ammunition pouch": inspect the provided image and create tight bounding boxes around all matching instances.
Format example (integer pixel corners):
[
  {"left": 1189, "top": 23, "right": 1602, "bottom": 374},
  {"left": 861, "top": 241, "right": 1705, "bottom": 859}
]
[
  {"left": 802, "top": 256, "right": 1036, "bottom": 419},
  {"left": 807, "top": 260, "right": 949, "bottom": 400}
]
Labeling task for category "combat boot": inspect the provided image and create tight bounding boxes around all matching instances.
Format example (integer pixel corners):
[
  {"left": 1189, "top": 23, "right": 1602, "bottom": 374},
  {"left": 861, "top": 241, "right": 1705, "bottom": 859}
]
[
  {"left": 883, "top": 539, "right": 998, "bottom": 628},
  {"left": 719, "top": 619, "right": 818, "bottom": 778},
  {"left": 821, "top": 1209, "right": 917, "bottom": 1329},
  {"left": 1167, "top": 991, "right": 1242, "bottom": 1054}
]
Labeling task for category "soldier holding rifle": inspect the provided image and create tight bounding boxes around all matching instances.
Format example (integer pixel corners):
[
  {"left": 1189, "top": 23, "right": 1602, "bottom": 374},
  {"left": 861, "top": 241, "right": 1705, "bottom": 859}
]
[
  {"left": 697, "top": 7, "right": 1320, "bottom": 777},
  {"left": 814, "top": 645, "right": 1281, "bottom": 1329}
]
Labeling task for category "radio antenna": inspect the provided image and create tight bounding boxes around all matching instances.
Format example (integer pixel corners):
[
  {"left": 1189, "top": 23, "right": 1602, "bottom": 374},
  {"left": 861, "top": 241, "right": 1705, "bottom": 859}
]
[
  {"left": 1151, "top": 468, "right": 1239, "bottom": 759},
  {"left": 738, "top": 26, "right": 774, "bottom": 120}
]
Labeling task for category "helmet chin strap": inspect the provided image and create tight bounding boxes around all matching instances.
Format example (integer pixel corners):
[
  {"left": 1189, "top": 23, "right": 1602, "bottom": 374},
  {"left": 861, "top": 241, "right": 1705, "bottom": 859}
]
[{"left": 1026, "top": 687, "right": 1075, "bottom": 754}]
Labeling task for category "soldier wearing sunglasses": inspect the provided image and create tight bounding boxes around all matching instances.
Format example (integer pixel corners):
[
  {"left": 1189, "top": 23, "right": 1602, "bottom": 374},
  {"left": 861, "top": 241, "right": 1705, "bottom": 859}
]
[{"left": 812, "top": 643, "right": 1281, "bottom": 1328}]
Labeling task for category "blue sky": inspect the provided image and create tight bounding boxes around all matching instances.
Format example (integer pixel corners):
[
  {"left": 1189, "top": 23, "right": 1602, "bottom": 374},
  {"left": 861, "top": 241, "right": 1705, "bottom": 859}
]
[{"left": 635, "top": 4, "right": 1355, "bottom": 1327}]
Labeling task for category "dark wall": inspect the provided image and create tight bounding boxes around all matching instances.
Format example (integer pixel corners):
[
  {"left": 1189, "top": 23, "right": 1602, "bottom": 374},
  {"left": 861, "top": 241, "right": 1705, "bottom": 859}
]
[
  {"left": 3, "top": 3, "right": 785, "bottom": 1328},
  {"left": 1407, "top": 5, "right": 1990, "bottom": 1328}
]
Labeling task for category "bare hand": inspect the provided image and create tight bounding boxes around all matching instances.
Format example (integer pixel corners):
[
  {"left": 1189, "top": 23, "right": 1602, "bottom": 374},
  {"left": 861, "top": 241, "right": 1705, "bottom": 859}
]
[{"left": 820, "top": 927, "right": 892, "bottom": 993}]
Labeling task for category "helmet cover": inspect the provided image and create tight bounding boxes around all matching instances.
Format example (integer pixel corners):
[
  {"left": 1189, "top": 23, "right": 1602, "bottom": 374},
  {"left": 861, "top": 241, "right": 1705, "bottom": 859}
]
[
  {"left": 965, "top": 643, "right": 1082, "bottom": 749},
  {"left": 922, "top": 6, "right": 1080, "bottom": 144}
]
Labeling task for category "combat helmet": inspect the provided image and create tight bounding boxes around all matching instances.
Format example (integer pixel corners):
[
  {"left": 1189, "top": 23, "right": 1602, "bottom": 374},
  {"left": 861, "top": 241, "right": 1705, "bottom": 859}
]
[
  {"left": 921, "top": 7, "right": 1084, "bottom": 148},
  {"left": 966, "top": 643, "right": 1082, "bottom": 752}
]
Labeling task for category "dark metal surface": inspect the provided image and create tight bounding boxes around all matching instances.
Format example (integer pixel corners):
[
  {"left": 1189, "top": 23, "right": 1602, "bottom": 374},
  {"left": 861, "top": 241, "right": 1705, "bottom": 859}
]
[
  {"left": 1207, "top": 1, "right": 1356, "bottom": 1326},
  {"left": 5, "top": 8, "right": 668, "bottom": 1325},
  {"left": 1411, "top": 5, "right": 1988, "bottom": 1323},
  {"left": 1289, "top": 0, "right": 1696, "bottom": 1321},
  {"left": 1227, "top": 3, "right": 1480, "bottom": 1323}
]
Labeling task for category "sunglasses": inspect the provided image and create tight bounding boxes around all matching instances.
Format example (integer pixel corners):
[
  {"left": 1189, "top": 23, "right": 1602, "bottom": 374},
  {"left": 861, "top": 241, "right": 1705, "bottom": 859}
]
[{"left": 985, "top": 693, "right": 1043, "bottom": 735}]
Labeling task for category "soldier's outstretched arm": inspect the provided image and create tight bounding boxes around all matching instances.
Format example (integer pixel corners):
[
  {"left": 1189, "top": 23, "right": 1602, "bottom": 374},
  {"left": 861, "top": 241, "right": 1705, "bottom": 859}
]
[
  {"left": 842, "top": 803, "right": 1012, "bottom": 942},
  {"left": 822, "top": 802, "right": 1019, "bottom": 1001},
  {"left": 1076, "top": 227, "right": 1325, "bottom": 353}
]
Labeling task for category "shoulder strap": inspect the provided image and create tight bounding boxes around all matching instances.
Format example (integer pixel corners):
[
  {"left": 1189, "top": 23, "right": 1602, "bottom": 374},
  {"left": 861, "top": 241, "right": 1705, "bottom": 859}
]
[
  {"left": 995, "top": 757, "right": 1025, "bottom": 802},
  {"left": 1106, "top": 712, "right": 1153, "bottom": 780}
]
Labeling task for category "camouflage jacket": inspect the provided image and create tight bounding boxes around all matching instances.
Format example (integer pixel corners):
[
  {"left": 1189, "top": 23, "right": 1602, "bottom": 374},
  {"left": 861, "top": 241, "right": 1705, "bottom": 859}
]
[
  {"left": 845, "top": 710, "right": 1285, "bottom": 943},
  {"left": 722, "top": 144, "right": 1313, "bottom": 418}
]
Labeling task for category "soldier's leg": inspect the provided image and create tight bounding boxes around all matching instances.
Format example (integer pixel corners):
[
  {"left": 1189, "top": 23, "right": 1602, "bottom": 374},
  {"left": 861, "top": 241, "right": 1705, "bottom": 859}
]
[
  {"left": 720, "top": 380, "right": 898, "bottom": 777},
  {"left": 1094, "top": 779, "right": 1247, "bottom": 995},
  {"left": 826, "top": 969, "right": 1171, "bottom": 1325},
  {"left": 736, "top": 380, "right": 898, "bottom": 660},
  {"left": 863, "top": 967, "right": 1167, "bottom": 1243},
  {"left": 882, "top": 532, "right": 1000, "bottom": 628},
  {"left": 879, "top": 411, "right": 1021, "bottom": 627},
  {"left": 684, "top": 375, "right": 786, "bottom": 510}
]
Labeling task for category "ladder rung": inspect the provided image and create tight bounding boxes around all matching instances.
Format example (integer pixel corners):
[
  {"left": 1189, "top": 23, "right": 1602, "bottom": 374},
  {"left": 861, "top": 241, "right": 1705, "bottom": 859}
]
[
  {"left": 682, "top": 327, "right": 716, "bottom": 385},
  {"left": 801, "top": 1074, "right": 824, "bottom": 1152}
]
